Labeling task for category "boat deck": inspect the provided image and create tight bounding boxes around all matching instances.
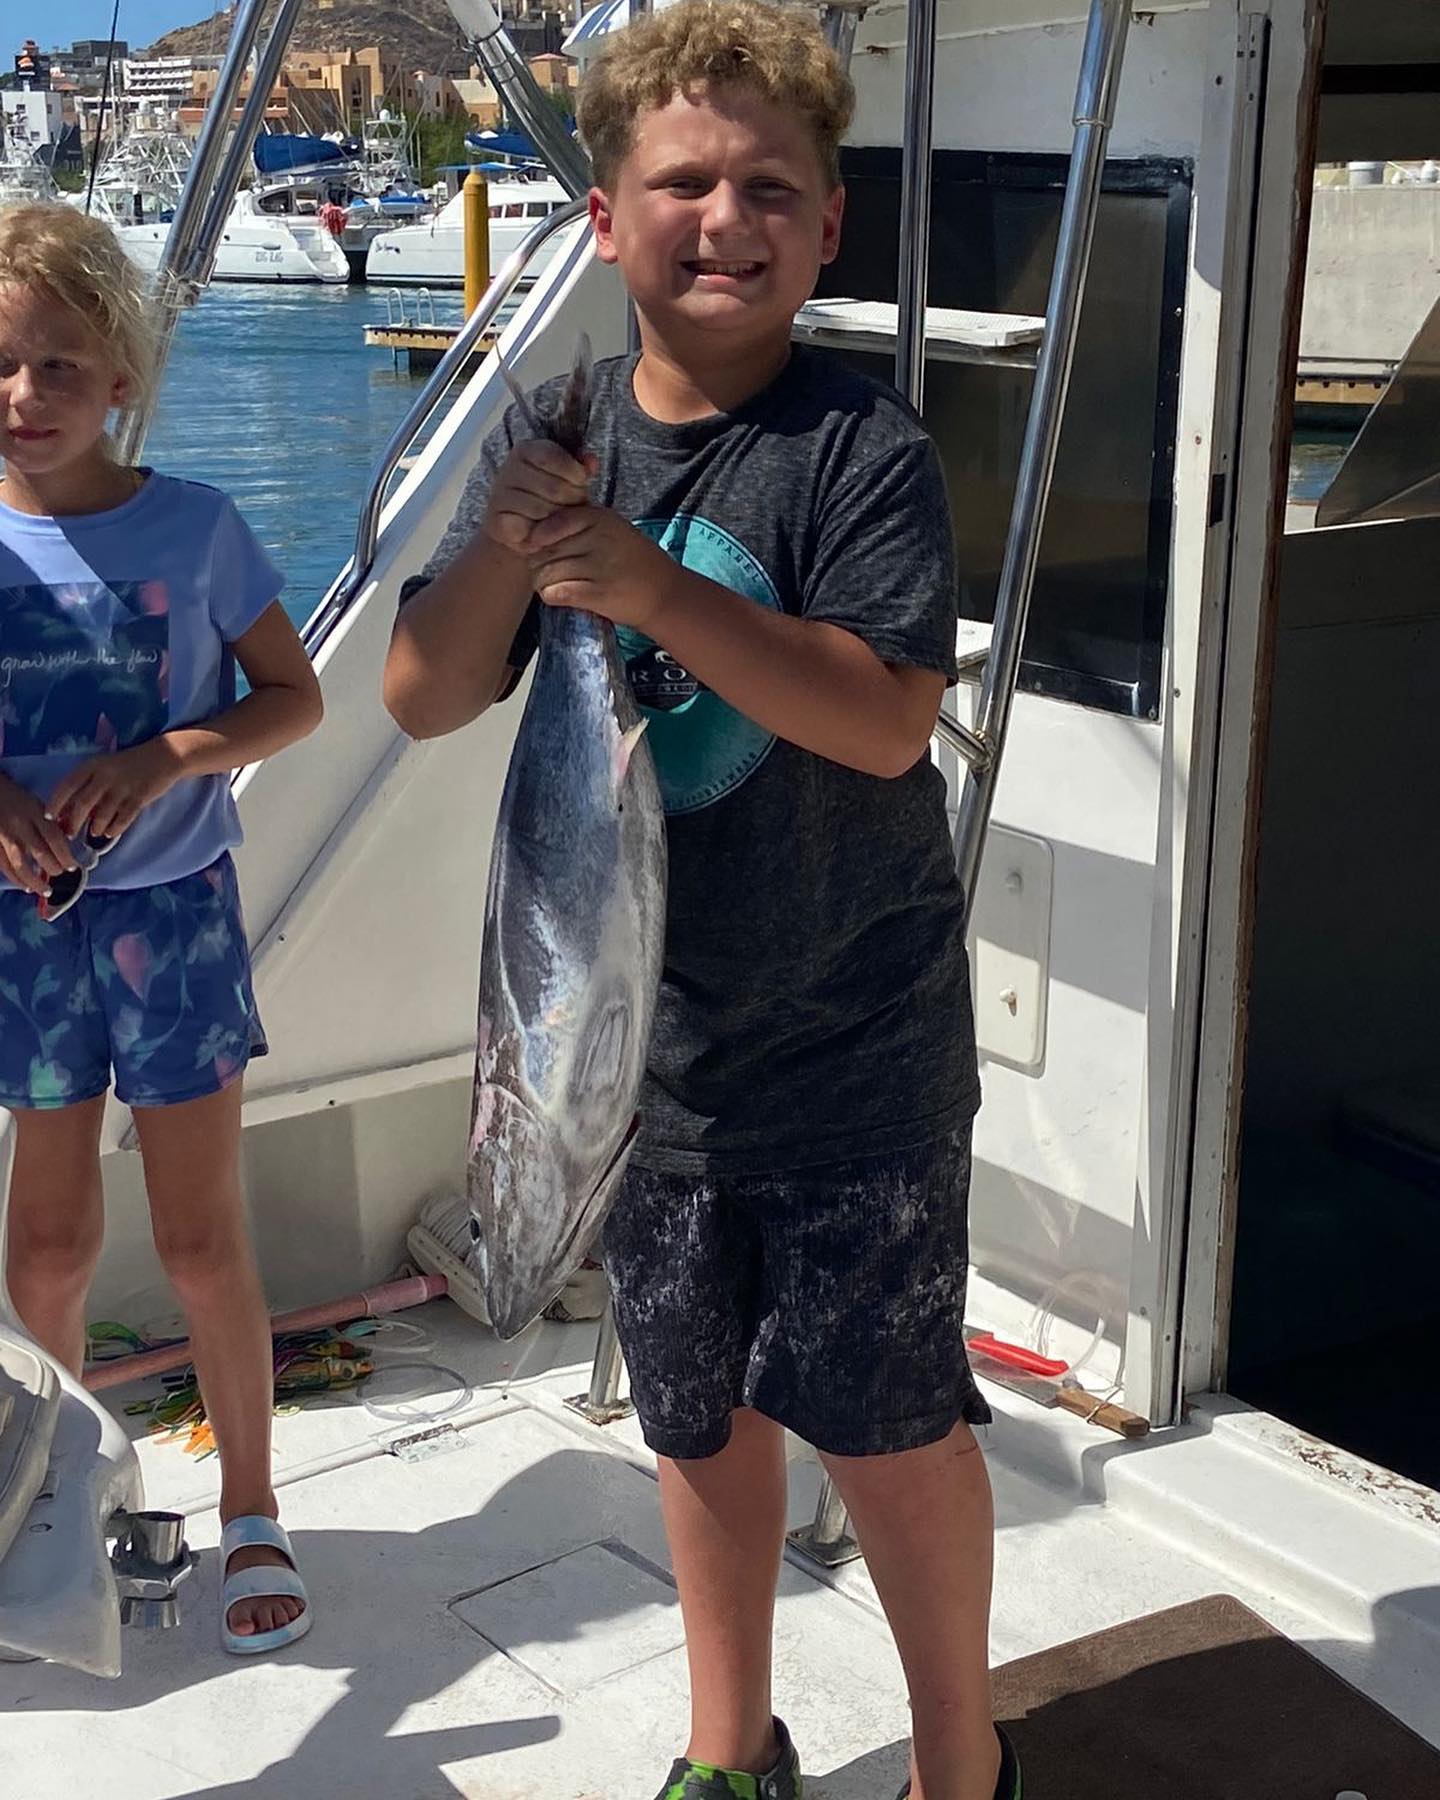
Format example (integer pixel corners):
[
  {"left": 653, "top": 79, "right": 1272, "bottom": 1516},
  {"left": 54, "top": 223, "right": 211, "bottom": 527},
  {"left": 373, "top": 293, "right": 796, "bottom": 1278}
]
[{"left": 3, "top": 1299, "right": 1436, "bottom": 1798}]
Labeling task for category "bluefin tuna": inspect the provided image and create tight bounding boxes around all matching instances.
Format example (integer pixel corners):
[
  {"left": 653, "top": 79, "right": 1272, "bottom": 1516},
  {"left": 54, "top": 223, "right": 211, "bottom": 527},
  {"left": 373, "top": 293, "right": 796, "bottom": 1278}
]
[{"left": 467, "top": 338, "right": 668, "bottom": 1339}]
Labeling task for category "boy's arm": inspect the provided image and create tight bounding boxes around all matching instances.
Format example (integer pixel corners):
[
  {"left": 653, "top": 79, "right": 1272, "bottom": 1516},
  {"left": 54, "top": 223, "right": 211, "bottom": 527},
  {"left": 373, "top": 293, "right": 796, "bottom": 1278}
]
[
  {"left": 47, "top": 603, "right": 322, "bottom": 840},
  {"left": 383, "top": 535, "right": 534, "bottom": 739},
  {"left": 384, "top": 434, "right": 589, "bottom": 739},
  {"left": 650, "top": 568, "right": 945, "bottom": 779},
  {"left": 526, "top": 473, "right": 953, "bottom": 778}
]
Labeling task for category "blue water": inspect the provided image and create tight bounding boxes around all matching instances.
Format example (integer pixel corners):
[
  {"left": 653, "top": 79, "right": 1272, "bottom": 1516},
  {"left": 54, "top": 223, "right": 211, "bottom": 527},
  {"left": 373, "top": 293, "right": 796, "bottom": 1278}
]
[
  {"left": 1289, "top": 430, "right": 1354, "bottom": 504},
  {"left": 143, "top": 283, "right": 470, "bottom": 634}
]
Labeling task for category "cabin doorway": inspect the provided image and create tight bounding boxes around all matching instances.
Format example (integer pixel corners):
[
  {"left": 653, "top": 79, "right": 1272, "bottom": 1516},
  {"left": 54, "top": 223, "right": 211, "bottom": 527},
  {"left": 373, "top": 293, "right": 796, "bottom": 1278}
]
[{"left": 1223, "top": 66, "right": 1440, "bottom": 1486}]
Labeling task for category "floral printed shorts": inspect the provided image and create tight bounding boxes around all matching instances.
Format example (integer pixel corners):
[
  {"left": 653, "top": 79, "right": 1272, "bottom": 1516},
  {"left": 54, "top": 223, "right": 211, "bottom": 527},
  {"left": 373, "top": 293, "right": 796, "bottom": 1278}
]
[{"left": 0, "top": 853, "right": 266, "bottom": 1111}]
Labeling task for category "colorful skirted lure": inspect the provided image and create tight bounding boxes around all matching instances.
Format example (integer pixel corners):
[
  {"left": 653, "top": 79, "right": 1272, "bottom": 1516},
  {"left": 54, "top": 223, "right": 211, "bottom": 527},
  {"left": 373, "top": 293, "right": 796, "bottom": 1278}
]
[{"left": 99, "top": 1321, "right": 377, "bottom": 1459}]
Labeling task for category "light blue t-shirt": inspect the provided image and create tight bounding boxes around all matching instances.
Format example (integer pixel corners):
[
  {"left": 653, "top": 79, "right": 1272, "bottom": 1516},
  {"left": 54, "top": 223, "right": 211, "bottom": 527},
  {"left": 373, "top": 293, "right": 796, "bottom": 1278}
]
[{"left": 0, "top": 472, "right": 282, "bottom": 889}]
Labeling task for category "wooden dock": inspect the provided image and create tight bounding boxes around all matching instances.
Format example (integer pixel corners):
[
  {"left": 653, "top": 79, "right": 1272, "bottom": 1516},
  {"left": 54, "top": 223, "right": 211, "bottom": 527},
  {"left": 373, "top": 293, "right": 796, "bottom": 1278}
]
[
  {"left": 1294, "top": 362, "right": 1392, "bottom": 414},
  {"left": 364, "top": 321, "right": 487, "bottom": 373}
]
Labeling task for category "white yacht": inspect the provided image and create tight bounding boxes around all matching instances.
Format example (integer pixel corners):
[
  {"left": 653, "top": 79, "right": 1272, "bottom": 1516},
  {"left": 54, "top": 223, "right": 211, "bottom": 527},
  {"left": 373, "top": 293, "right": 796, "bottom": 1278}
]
[
  {"left": 246, "top": 124, "right": 434, "bottom": 280},
  {"left": 3, "top": 3, "right": 1439, "bottom": 1794},
  {"left": 365, "top": 170, "right": 571, "bottom": 287},
  {"left": 118, "top": 181, "right": 352, "bottom": 284}
]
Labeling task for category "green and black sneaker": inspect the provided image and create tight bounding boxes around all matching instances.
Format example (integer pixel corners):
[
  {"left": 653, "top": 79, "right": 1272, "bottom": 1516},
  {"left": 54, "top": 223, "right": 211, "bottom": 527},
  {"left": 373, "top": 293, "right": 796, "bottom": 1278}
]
[
  {"left": 895, "top": 1724, "right": 1021, "bottom": 1800},
  {"left": 653, "top": 1717, "right": 802, "bottom": 1799}
]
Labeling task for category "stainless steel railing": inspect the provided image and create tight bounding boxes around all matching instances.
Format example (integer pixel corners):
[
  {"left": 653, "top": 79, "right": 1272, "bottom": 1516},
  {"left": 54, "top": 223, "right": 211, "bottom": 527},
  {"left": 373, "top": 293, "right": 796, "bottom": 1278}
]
[
  {"left": 300, "top": 197, "right": 590, "bottom": 656},
  {"left": 118, "top": 0, "right": 308, "bottom": 461},
  {"left": 444, "top": 0, "right": 593, "bottom": 199},
  {"left": 894, "top": 0, "right": 938, "bottom": 411},
  {"left": 952, "top": 0, "right": 1132, "bottom": 898},
  {"left": 795, "top": 0, "right": 1135, "bottom": 1572}
]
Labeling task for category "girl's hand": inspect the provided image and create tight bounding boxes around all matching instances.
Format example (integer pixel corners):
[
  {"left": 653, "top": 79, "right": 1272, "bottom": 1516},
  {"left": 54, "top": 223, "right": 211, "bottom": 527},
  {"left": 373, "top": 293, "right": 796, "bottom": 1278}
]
[
  {"left": 47, "top": 739, "right": 181, "bottom": 842},
  {"left": 0, "top": 771, "right": 79, "bottom": 896}
]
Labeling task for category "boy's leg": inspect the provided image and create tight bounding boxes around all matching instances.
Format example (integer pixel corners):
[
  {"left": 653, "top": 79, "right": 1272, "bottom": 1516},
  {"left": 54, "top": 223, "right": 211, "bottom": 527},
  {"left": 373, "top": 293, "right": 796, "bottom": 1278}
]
[
  {"left": 4, "top": 1096, "right": 108, "bottom": 1375},
  {"left": 132, "top": 1082, "right": 302, "bottom": 1638},
  {"left": 602, "top": 1166, "right": 792, "bottom": 1782},
  {"left": 747, "top": 1124, "right": 1001, "bottom": 1800},
  {"left": 823, "top": 1424, "right": 1000, "bottom": 1800},
  {"left": 660, "top": 1406, "right": 788, "bottom": 1775}
]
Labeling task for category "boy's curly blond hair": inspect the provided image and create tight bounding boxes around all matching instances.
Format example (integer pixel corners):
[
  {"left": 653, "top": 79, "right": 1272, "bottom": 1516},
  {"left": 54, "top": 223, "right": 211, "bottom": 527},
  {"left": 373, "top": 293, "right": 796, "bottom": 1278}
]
[
  {"left": 0, "top": 204, "right": 157, "bottom": 411},
  {"left": 578, "top": 1, "right": 854, "bottom": 188}
]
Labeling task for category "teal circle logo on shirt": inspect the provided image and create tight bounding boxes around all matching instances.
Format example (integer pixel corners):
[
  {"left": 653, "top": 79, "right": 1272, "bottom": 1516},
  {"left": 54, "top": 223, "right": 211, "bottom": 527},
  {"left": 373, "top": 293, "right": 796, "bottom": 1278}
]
[{"left": 618, "top": 515, "right": 780, "bottom": 815}]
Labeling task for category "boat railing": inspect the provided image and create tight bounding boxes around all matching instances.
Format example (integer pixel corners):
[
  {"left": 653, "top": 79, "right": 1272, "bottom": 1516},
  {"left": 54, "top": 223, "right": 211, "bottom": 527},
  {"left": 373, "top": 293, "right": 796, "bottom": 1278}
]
[{"left": 301, "top": 195, "right": 590, "bottom": 656}]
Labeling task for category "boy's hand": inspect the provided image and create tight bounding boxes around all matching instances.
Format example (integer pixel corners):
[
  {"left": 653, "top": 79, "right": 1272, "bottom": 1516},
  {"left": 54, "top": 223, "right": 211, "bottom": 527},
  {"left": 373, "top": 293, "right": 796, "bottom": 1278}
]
[
  {"left": 483, "top": 440, "right": 594, "bottom": 557},
  {"left": 48, "top": 739, "right": 182, "bottom": 842},
  {"left": 0, "top": 771, "right": 78, "bottom": 896},
  {"left": 526, "top": 505, "right": 675, "bottom": 633}
]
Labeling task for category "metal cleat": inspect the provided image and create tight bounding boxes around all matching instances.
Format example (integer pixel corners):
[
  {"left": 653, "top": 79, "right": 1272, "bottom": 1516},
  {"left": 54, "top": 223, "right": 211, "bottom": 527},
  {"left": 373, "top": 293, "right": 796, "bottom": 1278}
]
[{"left": 110, "top": 1510, "right": 197, "bottom": 1631}]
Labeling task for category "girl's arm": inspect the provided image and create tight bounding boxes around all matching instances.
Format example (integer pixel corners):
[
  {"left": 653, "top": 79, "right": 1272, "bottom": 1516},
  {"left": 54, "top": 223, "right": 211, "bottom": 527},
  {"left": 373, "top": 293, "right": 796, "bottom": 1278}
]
[{"left": 48, "top": 602, "right": 323, "bottom": 840}]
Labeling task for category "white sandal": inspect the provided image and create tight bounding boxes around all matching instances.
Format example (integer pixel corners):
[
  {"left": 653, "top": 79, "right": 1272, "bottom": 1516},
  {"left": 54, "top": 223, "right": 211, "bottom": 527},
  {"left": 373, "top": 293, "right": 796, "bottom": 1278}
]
[{"left": 219, "top": 1515, "right": 311, "bottom": 1656}]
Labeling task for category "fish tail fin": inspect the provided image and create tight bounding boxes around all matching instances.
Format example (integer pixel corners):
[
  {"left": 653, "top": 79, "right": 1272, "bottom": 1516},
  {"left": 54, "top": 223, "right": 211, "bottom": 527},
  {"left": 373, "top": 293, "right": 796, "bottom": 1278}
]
[{"left": 613, "top": 719, "right": 650, "bottom": 794}]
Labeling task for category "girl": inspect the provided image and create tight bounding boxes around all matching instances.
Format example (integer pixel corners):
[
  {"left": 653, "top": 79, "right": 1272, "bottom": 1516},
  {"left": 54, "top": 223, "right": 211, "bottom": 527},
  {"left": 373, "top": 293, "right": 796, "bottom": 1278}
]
[{"left": 0, "top": 205, "right": 323, "bottom": 1654}]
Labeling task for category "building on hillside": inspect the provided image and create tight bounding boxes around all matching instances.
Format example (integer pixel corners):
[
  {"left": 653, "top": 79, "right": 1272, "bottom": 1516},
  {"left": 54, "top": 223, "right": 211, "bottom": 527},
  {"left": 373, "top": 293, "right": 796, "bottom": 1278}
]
[
  {"left": 48, "top": 39, "right": 129, "bottom": 90},
  {"left": 12, "top": 40, "right": 51, "bottom": 89},
  {"left": 452, "top": 77, "right": 503, "bottom": 130},
  {"left": 122, "top": 55, "right": 217, "bottom": 103},
  {"left": 191, "top": 47, "right": 469, "bottom": 137},
  {"left": 526, "top": 53, "right": 578, "bottom": 106},
  {"left": 504, "top": 11, "right": 571, "bottom": 58}
]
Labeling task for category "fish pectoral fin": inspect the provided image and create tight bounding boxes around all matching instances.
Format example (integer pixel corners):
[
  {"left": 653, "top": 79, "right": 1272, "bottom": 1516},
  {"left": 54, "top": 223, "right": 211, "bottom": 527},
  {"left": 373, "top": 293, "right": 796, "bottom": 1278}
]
[
  {"left": 613, "top": 721, "right": 650, "bottom": 795},
  {"left": 552, "top": 1113, "right": 642, "bottom": 1273}
]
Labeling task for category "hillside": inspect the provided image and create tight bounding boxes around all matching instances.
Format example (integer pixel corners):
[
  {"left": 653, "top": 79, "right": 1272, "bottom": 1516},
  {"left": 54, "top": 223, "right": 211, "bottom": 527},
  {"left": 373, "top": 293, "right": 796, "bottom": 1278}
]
[{"left": 144, "top": 0, "right": 473, "bottom": 76}]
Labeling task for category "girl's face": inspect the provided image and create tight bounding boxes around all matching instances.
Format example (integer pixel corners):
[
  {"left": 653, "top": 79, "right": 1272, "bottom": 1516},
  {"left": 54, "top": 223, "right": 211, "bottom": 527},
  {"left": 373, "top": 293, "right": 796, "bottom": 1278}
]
[{"left": 0, "top": 280, "right": 129, "bottom": 485}]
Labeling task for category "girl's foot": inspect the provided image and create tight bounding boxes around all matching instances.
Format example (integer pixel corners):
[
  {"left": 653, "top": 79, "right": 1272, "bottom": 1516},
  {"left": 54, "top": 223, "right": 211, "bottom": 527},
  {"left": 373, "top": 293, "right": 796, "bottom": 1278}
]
[{"left": 219, "top": 1514, "right": 311, "bottom": 1654}]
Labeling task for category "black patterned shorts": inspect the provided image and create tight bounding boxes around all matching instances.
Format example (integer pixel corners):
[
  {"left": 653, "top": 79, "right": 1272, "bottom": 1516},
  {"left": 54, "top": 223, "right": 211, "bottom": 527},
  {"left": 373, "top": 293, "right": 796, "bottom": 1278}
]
[{"left": 600, "top": 1124, "right": 991, "bottom": 1461}]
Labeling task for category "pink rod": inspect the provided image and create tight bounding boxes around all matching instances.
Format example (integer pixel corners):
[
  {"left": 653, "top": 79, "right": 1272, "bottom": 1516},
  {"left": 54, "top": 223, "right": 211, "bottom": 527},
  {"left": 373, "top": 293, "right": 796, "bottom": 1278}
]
[{"left": 83, "top": 1271, "right": 449, "bottom": 1393}]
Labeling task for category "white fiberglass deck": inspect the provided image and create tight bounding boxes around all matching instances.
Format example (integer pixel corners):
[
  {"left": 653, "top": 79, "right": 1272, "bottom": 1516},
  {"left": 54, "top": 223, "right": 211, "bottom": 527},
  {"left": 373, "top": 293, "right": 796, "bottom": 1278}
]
[{"left": 4, "top": 1299, "right": 1436, "bottom": 1799}]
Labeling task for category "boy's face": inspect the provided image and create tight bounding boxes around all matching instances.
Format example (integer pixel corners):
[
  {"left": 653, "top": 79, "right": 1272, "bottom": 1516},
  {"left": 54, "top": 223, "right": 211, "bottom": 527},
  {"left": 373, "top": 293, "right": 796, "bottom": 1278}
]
[
  {"left": 0, "top": 280, "right": 127, "bottom": 483},
  {"left": 591, "top": 83, "right": 843, "bottom": 352}
]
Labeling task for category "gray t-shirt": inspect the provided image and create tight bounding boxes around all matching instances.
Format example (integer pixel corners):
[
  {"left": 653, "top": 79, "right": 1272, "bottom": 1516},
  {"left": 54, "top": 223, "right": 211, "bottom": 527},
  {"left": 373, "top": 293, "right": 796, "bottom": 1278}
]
[{"left": 410, "top": 347, "right": 980, "bottom": 1174}]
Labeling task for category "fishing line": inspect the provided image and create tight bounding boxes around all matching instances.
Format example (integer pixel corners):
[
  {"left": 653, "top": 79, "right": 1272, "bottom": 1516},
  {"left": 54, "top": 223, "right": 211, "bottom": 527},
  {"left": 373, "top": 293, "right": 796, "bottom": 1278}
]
[{"left": 86, "top": 0, "right": 124, "bottom": 214}]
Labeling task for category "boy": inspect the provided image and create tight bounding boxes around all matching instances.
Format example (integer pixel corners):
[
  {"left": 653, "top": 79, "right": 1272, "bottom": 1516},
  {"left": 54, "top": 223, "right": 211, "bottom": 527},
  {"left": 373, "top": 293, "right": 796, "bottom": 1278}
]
[{"left": 384, "top": 6, "right": 1016, "bottom": 1797}]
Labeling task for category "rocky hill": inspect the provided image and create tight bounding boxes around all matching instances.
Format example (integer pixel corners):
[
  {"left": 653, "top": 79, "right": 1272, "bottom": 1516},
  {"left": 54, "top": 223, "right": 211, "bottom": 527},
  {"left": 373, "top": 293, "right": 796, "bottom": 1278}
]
[{"left": 144, "top": 0, "right": 474, "bottom": 76}]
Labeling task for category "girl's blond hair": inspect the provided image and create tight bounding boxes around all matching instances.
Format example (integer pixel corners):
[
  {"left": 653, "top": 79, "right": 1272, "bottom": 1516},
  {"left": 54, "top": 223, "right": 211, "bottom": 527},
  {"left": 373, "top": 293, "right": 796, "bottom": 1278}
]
[
  {"left": 577, "top": 0, "right": 854, "bottom": 188},
  {"left": 0, "top": 203, "right": 158, "bottom": 411}
]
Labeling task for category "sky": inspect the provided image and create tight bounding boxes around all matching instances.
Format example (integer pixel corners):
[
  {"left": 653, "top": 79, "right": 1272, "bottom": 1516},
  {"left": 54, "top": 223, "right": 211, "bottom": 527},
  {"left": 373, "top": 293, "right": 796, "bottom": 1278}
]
[{"left": 18, "top": 2, "right": 212, "bottom": 54}]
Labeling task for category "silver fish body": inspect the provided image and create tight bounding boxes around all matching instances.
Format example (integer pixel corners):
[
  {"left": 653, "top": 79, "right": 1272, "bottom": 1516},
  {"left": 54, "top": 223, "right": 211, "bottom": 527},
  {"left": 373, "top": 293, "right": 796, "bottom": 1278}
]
[{"left": 468, "top": 604, "right": 667, "bottom": 1338}]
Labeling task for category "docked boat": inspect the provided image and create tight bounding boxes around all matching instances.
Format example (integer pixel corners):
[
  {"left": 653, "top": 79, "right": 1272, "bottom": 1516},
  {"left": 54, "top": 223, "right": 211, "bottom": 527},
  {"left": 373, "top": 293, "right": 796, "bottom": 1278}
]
[
  {"left": 71, "top": 108, "right": 191, "bottom": 230},
  {"left": 117, "top": 180, "right": 352, "bottom": 283},
  {"left": 3, "top": 2, "right": 1439, "bottom": 1793},
  {"left": 0, "top": 105, "right": 57, "bottom": 210},
  {"left": 249, "top": 122, "right": 434, "bottom": 281},
  {"left": 365, "top": 168, "right": 570, "bottom": 287}
]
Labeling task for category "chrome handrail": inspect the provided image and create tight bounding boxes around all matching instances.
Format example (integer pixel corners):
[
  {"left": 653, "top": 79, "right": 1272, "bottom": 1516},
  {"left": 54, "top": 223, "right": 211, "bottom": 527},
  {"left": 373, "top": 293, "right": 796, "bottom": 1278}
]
[
  {"left": 933, "top": 710, "right": 988, "bottom": 769},
  {"left": 301, "top": 196, "right": 590, "bottom": 656},
  {"left": 117, "top": 0, "right": 308, "bottom": 460},
  {"left": 445, "top": 0, "right": 593, "bottom": 199},
  {"left": 895, "top": 0, "right": 938, "bottom": 411},
  {"left": 953, "top": 0, "right": 1132, "bottom": 903}
]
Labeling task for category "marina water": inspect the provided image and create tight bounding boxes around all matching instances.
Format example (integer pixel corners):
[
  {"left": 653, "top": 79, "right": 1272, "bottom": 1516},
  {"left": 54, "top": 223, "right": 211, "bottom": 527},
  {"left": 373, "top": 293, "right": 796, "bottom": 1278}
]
[{"left": 143, "top": 282, "right": 470, "bottom": 634}]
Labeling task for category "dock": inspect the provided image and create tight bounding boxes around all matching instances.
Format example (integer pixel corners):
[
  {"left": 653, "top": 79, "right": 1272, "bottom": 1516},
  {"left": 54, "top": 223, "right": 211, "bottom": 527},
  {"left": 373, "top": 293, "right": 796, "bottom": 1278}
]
[
  {"left": 1294, "top": 360, "right": 1392, "bottom": 418},
  {"left": 364, "top": 320, "right": 486, "bottom": 373}
]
